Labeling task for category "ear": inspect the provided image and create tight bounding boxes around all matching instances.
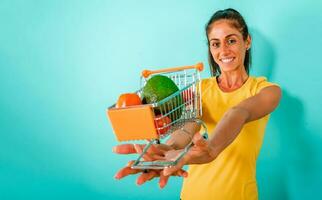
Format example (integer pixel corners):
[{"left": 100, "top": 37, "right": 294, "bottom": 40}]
[{"left": 246, "top": 35, "right": 252, "bottom": 50}]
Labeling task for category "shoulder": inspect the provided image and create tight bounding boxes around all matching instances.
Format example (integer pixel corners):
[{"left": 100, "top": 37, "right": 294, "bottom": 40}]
[
  {"left": 236, "top": 77, "right": 281, "bottom": 122},
  {"left": 200, "top": 77, "right": 216, "bottom": 90},
  {"left": 248, "top": 76, "right": 280, "bottom": 95},
  {"left": 201, "top": 77, "right": 214, "bottom": 84}
]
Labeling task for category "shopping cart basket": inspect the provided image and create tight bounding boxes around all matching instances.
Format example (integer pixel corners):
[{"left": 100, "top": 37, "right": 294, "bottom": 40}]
[{"left": 107, "top": 63, "right": 208, "bottom": 169}]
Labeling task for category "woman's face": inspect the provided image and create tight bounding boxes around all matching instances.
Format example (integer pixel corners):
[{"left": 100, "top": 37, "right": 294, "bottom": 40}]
[{"left": 208, "top": 20, "right": 251, "bottom": 73}]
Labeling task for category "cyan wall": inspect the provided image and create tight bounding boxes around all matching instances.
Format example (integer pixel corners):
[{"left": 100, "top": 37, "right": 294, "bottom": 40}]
[{"left": 1, "top": 0, "right": 321, "bottom": 199}]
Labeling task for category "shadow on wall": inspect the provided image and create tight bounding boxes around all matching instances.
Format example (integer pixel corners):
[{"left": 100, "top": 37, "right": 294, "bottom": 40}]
[
  {"left": 250, "top": 28, "right": 319, "bottom": 199},
  {"left": 250, "top": 28, "right": 288, "bottom": 199},
  {"left": 272, "top": 89, "right": 320, "bottom": 199},
  {"left": 250, "top": 28, "right": 275, "bottom": 79}
]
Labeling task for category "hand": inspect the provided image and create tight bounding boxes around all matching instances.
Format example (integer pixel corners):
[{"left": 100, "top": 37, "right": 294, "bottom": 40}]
[
  {"left": 113, "top": 143, "right": 188, "bottom": 188},
  {"left": 163, "top": 132, "right": 216, "bottom": 176}
]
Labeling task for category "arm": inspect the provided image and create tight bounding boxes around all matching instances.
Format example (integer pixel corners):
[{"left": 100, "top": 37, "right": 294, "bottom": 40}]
[
  {"left": 113, "top": 85, "right": 281, "bottom": 184},
  {"left": 209, "top": 85, "right": 281, "bottom": 158},
  {"left": 163, "top": 85, "right": 281, "bottom": 174}
]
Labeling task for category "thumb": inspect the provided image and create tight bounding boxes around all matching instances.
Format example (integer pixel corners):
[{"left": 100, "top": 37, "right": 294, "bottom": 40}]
[{"left": 192, "top": 132, "right": 207, "bottom": 147}]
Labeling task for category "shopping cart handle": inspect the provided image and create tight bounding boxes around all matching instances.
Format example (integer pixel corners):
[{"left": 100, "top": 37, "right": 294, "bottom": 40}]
[{"left": 141, "top": 62, "right": 204, "bottom": 78}]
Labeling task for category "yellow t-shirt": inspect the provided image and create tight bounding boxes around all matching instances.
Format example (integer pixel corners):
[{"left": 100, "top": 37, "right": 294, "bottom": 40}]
[{"left": 180, "top": 76, "right": 277, "bottom": 200}]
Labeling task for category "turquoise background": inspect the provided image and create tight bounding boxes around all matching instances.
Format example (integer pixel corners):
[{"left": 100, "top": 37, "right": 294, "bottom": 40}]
[{"left": 1, "top": 0, "right": 322, "bottom": 199}]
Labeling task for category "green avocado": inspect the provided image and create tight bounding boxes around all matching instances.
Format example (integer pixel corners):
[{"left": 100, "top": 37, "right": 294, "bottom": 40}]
[{"left": 142, "top": 75, "right": 183, "bottom": 122}]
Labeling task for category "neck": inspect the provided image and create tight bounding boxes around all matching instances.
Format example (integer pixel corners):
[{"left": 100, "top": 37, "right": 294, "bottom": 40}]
[{"left": 217, "top": 68, "right": 248, "bottom": 92}]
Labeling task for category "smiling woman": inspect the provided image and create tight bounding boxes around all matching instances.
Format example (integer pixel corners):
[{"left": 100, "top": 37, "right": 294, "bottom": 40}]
[
  {"left": 113, "top": 8, "right": 281, "bottom": 200},
  {"left": 206, "top": 9, "right": 252, "bottom": 92},
  {"left": 208, "top": 21, "right": 250, "bottom": 72},
  {"left": 208, "top": 20, "right": 251, "bottom": 91}
]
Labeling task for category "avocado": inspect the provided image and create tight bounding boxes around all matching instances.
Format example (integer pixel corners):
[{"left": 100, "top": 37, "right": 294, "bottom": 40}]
[{"left": 142, "top": 75, "right": 183, "bottom": 122}]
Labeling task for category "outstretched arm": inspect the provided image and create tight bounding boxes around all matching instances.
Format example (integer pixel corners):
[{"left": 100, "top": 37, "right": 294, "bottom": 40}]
[{"left": 164, "top": 85, "right": 281, "bottom": 175}]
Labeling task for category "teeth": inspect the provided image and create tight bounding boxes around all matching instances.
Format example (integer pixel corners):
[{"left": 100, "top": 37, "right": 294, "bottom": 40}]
[{"left": 221, "top": 58, "right": 234, "bottom": 63}]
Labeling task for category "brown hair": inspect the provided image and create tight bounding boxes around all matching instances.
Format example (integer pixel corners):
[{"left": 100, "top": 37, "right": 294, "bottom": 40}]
[{"left": 206, "top": 8, "right": 251, "bottom": 76}]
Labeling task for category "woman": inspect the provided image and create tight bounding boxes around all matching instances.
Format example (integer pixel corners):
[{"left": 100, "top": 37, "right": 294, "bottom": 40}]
[{"left": 113, "top": 8, "right": 281, "bottom": 200}]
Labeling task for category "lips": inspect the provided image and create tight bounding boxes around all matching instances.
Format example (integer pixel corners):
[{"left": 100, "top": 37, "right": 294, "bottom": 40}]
[{"left": 220, "top": 57, "right": 234, "bottom": 63}]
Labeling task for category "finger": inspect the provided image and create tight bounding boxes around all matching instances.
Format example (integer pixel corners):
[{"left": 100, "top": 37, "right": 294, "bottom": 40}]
[
  {"left": 113, "top": 144, "right": 141, "bottom": 154},
  {"left": 159, "top": 168, "right": 189, "bottom": 188},
  {"left": 114, "top": 167, "right": 141, "bottom": 179},
  {"left": 136, "top": 170, "right": 159, "bottom": 185},
  {"left": 157, "top": 144, "right": 173, "bottom": 151},
  {"left": 135, "top": 144, "right": 166, "bottom": 161},
  {"left": 163, "top": 155, "right": 188, "bottom": 176},
  {"left": 164, "top": 149, "right": 183, "bottom": 161},
  {"left": 159, "top": 173, "right": 170, "bottom": 189},
  {"left": 134, "top": 144, "right": 143, "bottom": 154},
  {"left": 134, "top": 144, "right": 153, "bottom": 161},
  {"left": 144, "top": 154, "right": 166, "bottom": 161},
  {"left": 158, "top": 169, "right": 188, "bottom": 189},
  {"left": 142, "top": 143, "right": 171, "bottom": 157},
  {"left": 114, "top": 161, "right": 140, "bottom": 179},
  {"left": 175, "top": 169, "right": 188, "bottom": 178},
  {"left": 150, "top": 144, "right": 173, "bottom": 154},
  {"left": 192, "top": 132, "right": 207, "bottom": 147}
]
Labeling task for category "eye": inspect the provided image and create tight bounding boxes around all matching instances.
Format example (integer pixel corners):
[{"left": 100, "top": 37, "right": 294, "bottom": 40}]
[
  {"left": 227, "top": 38, "right": 236, "bottom": 45},
  {"left": 211, "top": 42, "right": 220, "bottom": 48}
]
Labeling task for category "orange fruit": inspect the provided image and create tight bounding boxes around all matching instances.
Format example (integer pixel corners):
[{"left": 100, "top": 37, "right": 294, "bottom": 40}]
[{"left": 115, "top": 93, "right": 142, "bottom": 108}]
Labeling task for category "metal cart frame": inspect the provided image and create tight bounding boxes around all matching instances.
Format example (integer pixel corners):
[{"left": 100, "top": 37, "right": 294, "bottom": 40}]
[{"left": 107, "top": 63, "right": 208, "bottom": 169}]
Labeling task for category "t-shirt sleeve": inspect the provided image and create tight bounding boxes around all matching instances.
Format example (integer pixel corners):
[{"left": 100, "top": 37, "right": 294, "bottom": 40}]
[
  {"left": 199, "top": 78, "right": 207, "bottom": 97},
  {"left": 255, "top": 77, "right": 280, "bottom": 94}
]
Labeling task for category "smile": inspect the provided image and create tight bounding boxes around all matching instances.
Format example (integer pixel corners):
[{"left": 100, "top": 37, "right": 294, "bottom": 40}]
[{"left": 220, "top": 57, "right": 234, "bottom": 63}]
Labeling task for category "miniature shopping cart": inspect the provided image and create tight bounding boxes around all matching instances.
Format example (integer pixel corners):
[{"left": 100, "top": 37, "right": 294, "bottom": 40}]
[{"left": 107, "top": 63, "right": 208, "bottom": 169}]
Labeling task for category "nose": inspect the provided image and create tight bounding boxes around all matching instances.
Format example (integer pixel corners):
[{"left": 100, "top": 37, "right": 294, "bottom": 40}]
[
  {"left": 220, "top": 43, "right": 230, "bottom": 52},
  {"left": 219, "top": 43, "right": 230, "bottom": 56}
]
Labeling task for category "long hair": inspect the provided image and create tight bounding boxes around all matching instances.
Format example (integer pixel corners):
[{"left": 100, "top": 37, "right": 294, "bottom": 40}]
[{"left": 206, "top": 8, "right": 251, "bottom": 76}]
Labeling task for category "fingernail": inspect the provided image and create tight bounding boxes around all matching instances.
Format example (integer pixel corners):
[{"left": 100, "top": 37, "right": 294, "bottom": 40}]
[
  {"left": 137, "top": 179, "right": 143, "bottom": 185},
  {"left": 114, "top": 174, "right": 121, "bottom": 179},
  {"left": 183, "top": 172, "right": 188, "bottom": 178},
  {"left": 133, "top": 144, "right": 140, "bottom": 152}
]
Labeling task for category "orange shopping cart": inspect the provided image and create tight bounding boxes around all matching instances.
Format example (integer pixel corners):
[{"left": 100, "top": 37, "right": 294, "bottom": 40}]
[{"left": 107, "top": 63, "right": 208, "bottom": 169}]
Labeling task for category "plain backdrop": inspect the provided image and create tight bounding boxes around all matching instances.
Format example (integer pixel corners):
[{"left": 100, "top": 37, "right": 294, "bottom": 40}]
[{"left": 1, "top": 0, "right": 322, "bottom": 199}]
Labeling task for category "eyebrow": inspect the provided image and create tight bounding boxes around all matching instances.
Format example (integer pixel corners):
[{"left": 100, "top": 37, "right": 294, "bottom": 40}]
[{"left": 209, "top": 34, "right": 238, "bottom": 41}]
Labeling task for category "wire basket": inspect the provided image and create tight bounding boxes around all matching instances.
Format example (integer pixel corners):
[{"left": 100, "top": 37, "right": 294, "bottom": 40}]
[{"left": 107, "top": 63, "right": 208, "bottom": 169}]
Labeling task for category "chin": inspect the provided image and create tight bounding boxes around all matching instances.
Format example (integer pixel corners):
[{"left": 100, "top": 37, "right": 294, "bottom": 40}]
[{"left": 219, "top": 65, "right": 239, "bottom": 72}]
